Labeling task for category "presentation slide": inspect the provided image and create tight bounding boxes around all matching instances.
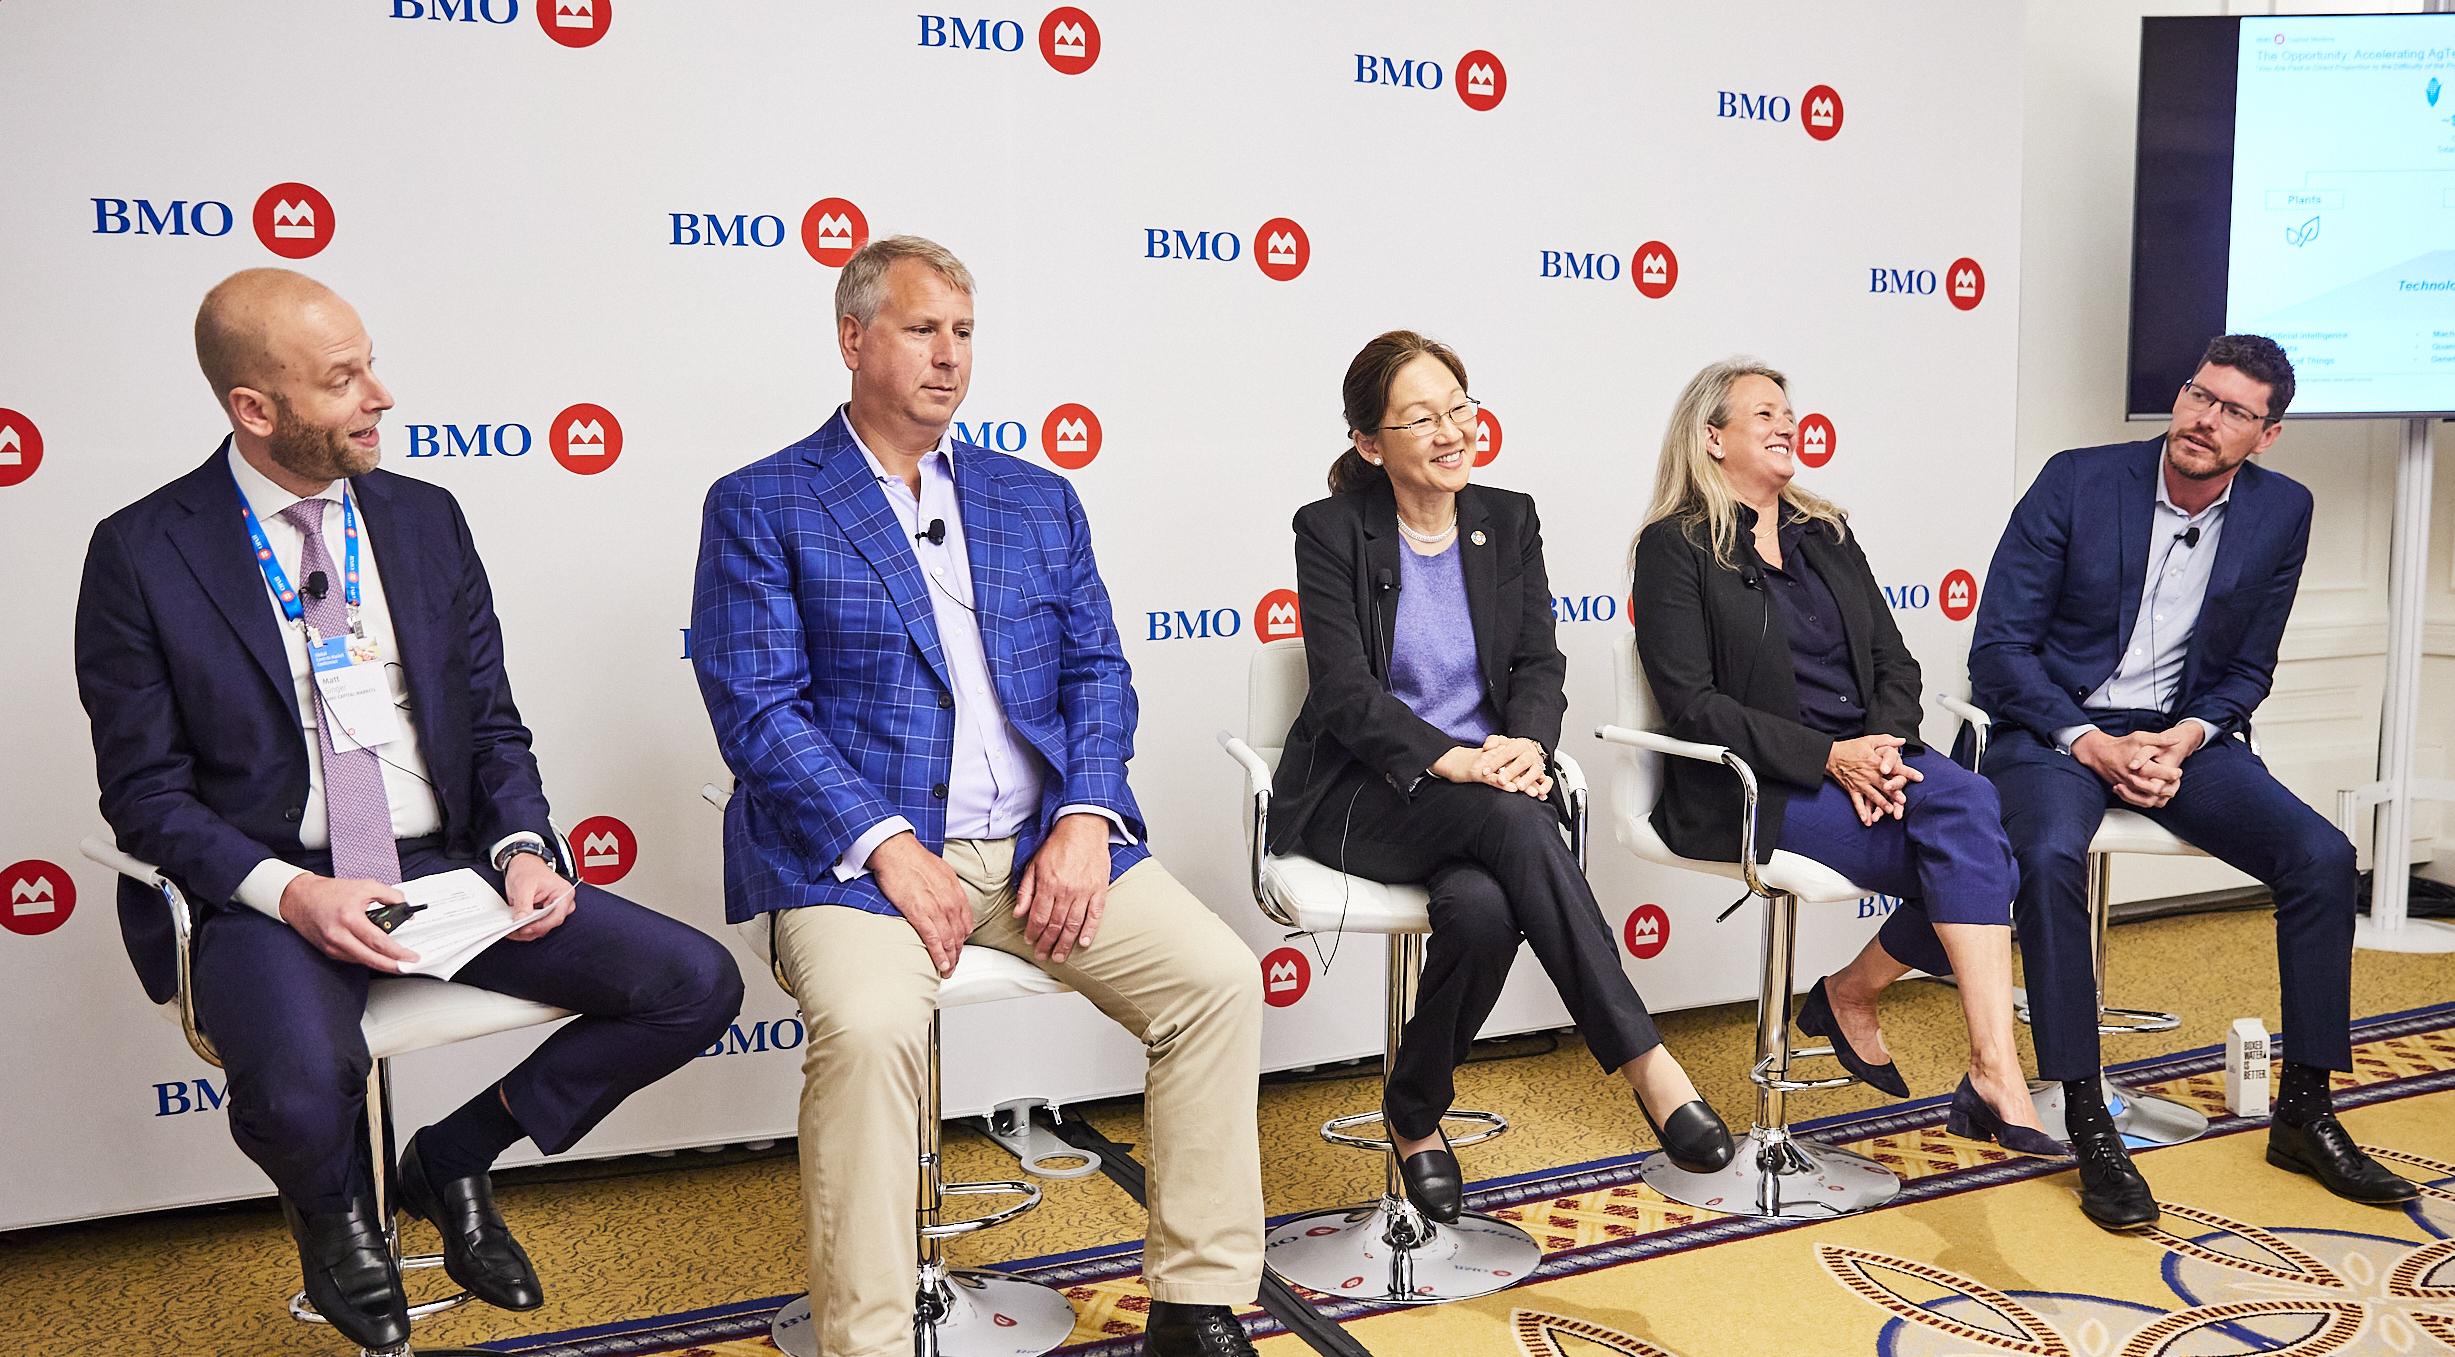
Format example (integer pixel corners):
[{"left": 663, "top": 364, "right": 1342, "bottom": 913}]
[{"left": 2226, "top": 15, "right": 2455, "bottom": 416}]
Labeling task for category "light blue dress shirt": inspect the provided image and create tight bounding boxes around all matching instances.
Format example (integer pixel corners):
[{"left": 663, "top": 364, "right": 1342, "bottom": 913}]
[{"left": 2052, "top": 472, "right": 2231, "bottom": 754}]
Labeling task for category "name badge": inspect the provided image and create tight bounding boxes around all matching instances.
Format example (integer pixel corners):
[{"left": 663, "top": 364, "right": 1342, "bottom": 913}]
[{"left": 309, "top": 634, "right": 405, "bottom": 750}]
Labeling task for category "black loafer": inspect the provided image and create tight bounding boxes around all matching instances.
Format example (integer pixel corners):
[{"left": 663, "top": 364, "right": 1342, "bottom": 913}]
[
  {"left": 2268, "top": 1115, "right": 2420, "bottom": 1205},
  {"left": 1394, "top": 1138, "right": 1465, "bottom": 1223},
  {"left": 2072, "top": 1127, "right": 2159, "bottom": 1231},
  {"left": 281, "top": 1194, "right": 409, "bottom": 1351},
  {"left": 1143, "top": 1300, "right": 1259, "bottom": 1356},
  {"left": 1796, "top": 976, "right": 1910, "bottom": 1098},
  {"left": 398, "top": 1135, "right": 543, "bottom": 1311},
  {"left": 1638, "top": 1095, "right": 1735, "bottom": 1174}
]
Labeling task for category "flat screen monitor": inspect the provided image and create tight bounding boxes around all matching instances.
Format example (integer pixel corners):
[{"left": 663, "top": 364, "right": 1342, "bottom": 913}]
[{"left": 2130, "top": 13, "right": 2455, "bottom": 419}]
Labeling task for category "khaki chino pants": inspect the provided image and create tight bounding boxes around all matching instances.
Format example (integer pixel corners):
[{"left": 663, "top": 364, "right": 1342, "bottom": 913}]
[{"left": 774, "top": 841, "right": 1265, "bottom": 1357}]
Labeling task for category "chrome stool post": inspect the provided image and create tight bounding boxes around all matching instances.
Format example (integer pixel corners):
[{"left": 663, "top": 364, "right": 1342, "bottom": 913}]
[
  {"left": 771, "top": 1008, "right": 1073, "bottom": 1357},
  {"left": 2022, "top": 851, "right": 2208, "bottom": 1145},
  {"left": 1261, "top": 933, "right": 1543, "bottom": 1304},
  {"left": 1639, "top": 890, "right": 1900, "bottom": 1218}
]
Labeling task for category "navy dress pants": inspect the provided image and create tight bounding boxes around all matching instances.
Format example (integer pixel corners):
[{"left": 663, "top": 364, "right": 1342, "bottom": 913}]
[
  {"left": 1774, "top": 748, "right": 2017, "bottom": 977},
  {"left": 1302, "top": 770, "right": 1663, "bottom": 1142},
  {"left": 189, "top": 839, "right": 745, "bottom": 1206},
  {"left": 1981, "top": 714, "right": 2356, "bottom": 1081}
]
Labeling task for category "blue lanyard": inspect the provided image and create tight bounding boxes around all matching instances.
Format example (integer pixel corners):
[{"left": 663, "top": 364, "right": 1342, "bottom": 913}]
[{"left": 233, "top": 475, "right": 361, "bottom": 636}]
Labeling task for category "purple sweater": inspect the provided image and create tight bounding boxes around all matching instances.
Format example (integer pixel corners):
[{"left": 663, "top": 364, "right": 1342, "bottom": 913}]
[{"left": 1389, "top": 540, "right": 1500, "bottom": 746}]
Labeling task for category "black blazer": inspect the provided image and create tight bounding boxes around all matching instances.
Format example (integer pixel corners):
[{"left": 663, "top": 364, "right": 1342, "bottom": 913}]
[
  {"left": 1267, "top": 483, "right": 1567, "bottom": 854},
  {"left": 1630, "top": 507, "right": 1923, "bottom": 864},
  {"left": 74, "top": 444, "right": 557, "bottom": 1002}
]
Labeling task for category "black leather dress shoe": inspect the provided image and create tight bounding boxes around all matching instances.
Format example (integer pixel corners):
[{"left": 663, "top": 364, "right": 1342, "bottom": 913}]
[
  {"left": 399, "top": 1135, "right": 543, "bottom": 1311},
  {"left": 1394, "top": 1137, "right": 1464, "bottom": 1223},
  {"left": 1637, "top": 1095, "right": 1736, "bottom": 1174},
  {"left": 1796, "top": 976, "right": 1911, "bottom": 1098},
  {"left": 1143, "top": 1301, "right": 1259, "bottom": 1356},
  {"left": 2268, "top": 1114, "right": 2420, "bottom": 1205},
  {"left": 2072, "top": 1126, "right": 2159, "bottom": 1231},
  {"left": 281, "top": 1195, "right": 409, "bottom": 1351}
]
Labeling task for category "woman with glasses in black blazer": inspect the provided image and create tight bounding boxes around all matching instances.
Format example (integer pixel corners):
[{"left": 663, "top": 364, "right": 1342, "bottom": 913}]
[{"left": 1269, "top": 330, "right": 1733, "bottom": 1225}]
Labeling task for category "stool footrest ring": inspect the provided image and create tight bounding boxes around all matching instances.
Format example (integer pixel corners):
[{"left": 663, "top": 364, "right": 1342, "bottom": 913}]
[
  {"left": 2096, "top": 1005, "right": 2182, "bottom": 1035},
  {"left": 1319, "top": 1107, "right": 1508, "bottom": 1153},
  {"left": 919, "top": 1178, "right": 1043, "bottom": 1239},
  {"left": 1751, "top": 1048, "right": 1856, "bottom": 1093}
]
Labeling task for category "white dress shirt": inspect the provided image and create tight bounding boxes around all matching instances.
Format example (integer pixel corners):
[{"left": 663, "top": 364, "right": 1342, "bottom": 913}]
[
  {"left": 832, "top": 417, "right": 1126, "bottom": 881},
  {"left": 225, "top": 445, "right": 535, "bottom": 915}
]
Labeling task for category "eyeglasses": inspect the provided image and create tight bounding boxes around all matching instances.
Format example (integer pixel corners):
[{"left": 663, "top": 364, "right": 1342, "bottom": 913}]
[
  {"left": 1381, "top": 398, "right": 1482, "bottom": 441},
  {"left": 2177, "top": 381, "right": 2274, "bottom": 432}
]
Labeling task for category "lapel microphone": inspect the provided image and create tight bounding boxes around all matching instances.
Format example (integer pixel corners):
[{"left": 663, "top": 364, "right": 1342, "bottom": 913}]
[
  {"left": 2177, "top": 525, "right": 2201, "bottom": 548},
  {"left": 915, "top": 518, "right": 946, "bottom": 546},
  {"left": 302, "top": 570, "right": 329, "bottom": 601}
]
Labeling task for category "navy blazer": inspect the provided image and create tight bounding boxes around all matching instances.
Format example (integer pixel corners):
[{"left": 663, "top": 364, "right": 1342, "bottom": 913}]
[
  {"left": 1969, "top": 436, "right": 2312, "bottom": 744},
  {"left": 690, "top": 411, "right": 1148, "bottom": 924},
  {"left": 74, "top": 444, "right": 555, "bottom": 1003}
]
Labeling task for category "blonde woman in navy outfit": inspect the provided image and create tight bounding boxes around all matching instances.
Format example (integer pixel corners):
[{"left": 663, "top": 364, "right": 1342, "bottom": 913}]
[
  {"left": 1269, "top": 331, "right": 1733, "bottom": 1224},
  {"left": 1631, "top": 357, "right": 2065, "bottom": 1157}
]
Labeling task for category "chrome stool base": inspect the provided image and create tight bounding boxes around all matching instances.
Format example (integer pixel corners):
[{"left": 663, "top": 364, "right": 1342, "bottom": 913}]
[
  {"left": 2028, "top": 1075, "right": 2208, "bottom": 1146},
  {"left": 771, "top": 1267, "right": 1076, "bottom": 1357},
  {"left": 1264, "top": 1196, "right": 1542, "bottom": 1304},
  {"left": 1641, "top": 1126, "right": 1900, "bottom": 1219}
]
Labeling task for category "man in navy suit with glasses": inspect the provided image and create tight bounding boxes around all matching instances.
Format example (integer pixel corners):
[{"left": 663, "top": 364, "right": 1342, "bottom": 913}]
[{"left": 1970, "top": 333, "right": 2415, "bottom": 1231}]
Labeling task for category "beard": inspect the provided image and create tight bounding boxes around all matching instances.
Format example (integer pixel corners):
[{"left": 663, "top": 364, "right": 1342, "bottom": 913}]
[
  {"left": 265, "top": 395, "right": 378, "bottom": 485},
  {"left": 2165, "top": 429, "right": 2243, "bottom": 482}
]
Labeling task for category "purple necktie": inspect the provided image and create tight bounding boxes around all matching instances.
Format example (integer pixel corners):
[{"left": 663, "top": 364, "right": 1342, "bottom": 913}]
[{"left": 279, "top": 499, "right": 402, "bottom": 886}]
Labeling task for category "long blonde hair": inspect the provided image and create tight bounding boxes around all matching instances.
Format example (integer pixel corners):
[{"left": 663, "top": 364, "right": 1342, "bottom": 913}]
[{"left": 1635, "top": 357, "right": 1847, "bottom": 572}]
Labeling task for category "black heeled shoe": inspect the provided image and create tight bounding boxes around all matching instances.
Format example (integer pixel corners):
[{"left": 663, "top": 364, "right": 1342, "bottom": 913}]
[
  {"left": 1943, "top": 1076, "right": 2071, "bottom": 1158},
  {"left": 1795, "top": 976, "right": 1910, "bottom": 1099},
  {"left": 1392, "top": 1130, "right": 1464, "bottom": 1223},
  {"left": 1637, "top": 1092, "right": 1734, "bottom": 1174}
]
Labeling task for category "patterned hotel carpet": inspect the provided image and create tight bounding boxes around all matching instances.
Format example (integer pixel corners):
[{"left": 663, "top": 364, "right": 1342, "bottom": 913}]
[
  {"left": 476, "top": 1004, "right": 2455, "bottom": 1357},
  {"left": 6, "top": 910, "right": 2449, "bottom": 1357}
]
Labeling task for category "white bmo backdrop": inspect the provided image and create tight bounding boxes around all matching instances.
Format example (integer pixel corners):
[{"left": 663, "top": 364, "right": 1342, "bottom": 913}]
[{"left": 0, "top": 1, "right": 2022, "bottom": 1227}]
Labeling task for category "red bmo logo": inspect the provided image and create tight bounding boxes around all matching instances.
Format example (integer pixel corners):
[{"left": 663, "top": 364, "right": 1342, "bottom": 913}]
[
  {"left": 1456, "top": 50, "right": 1506, "bottom": 111},
  {"left": 1800, "top": 84, "right": 1844, "bottom": 140},
  {"left": 1946, "top": 257, "right": 1986, "bottom": 311},
  {"left": 1939, "top": 569, "right": 1979, "bottom": 621},
  {"left": 551, "top": 403, "right": 623, "bottom": 475},
  {"left": 802, "top": 198, "right": 869, "bottom": 267},
  {"left": 1473, "top": 406, "right": 1503, "bottom": 468},
  {"left": 1260, "top": 946, "right": 1311, "bottom": 1007},
  {"left": 1040, "top": 7, "right": 1099, "bottom": 74},
  {"left": 0, "top": 410, "right": 44, "bottom": 489},
  {"left": 253, "top": 183, "right": 334, "bottom": 260},
  {"left": 1632, "top": 241, "right": 1678, "bottom": 299},
  {"left": 1254, "top": 588, "right": 1303, "bottom": 643},
  {"left": 1254, "top": 217, "right": 1309, "bottom": 282},
  {"left": 1622, "top": 903, "right": 1669, "bottom": 960},
  {"left": 1042, "top": 403, "right": 1102, "bottom": 470},
  {"left": 1, "top": 860, "right": 75, "bottom": 938},
  {"left": 539, "top": 0, "right": 611, "bottom": 47},
  {"left": 1795, "top": 414, "right": 1836, "bottom": 468},
  {"left": 568, "top": 816, "right": 636, "bottom": 885}
]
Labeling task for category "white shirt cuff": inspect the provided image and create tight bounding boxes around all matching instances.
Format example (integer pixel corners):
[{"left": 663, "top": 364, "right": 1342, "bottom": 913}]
[
  {"left": 2184, "top": 717, "right": 2222, "bottom": 749},
  {"left": 835, "top": 816, "right": 917, "bottom": 882},
  {"left": 235, "top": 858, "right": 311, "bottom": 919},
  {"left": 487, "top": 831, "right": 548, "bottom": 871},
  {"left": 1056, "top": 804, "right": 1135, "bottom": 846},
  {"left": 2052, "top": 723, "right": 2099, "bottom": 756}
]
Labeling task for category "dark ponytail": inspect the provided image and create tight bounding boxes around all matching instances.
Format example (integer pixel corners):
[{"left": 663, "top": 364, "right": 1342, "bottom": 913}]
[{"left": 1328, "top": 329, "right": 1469, "bottom": 494}]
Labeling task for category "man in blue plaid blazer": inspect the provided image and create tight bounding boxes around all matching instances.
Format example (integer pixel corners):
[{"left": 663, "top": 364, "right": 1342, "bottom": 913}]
[{"left": 691, "top": 236, "right": 1264, "bottom": 1357}]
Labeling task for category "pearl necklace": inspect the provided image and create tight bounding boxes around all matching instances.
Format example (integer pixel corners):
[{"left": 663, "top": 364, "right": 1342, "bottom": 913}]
[{"left": 1396, "top": 510, "right": 1457, "bottom": 545}]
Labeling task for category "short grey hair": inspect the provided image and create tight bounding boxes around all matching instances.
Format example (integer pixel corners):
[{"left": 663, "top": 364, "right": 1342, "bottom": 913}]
[{"left": 834, "top": 234, "right": 978, "bottom": 326}]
